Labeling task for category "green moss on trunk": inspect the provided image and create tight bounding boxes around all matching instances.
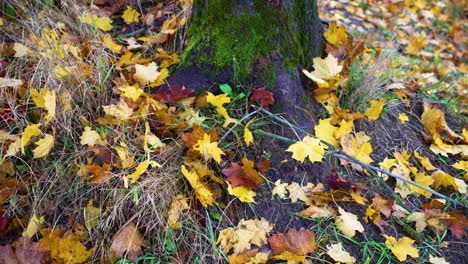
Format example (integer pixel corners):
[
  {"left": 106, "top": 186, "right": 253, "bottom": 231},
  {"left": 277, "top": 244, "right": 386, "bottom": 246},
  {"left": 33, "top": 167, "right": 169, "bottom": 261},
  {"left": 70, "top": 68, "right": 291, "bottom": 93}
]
[{"left": 182, "top": 0, "right": 323, "bottom": 82}]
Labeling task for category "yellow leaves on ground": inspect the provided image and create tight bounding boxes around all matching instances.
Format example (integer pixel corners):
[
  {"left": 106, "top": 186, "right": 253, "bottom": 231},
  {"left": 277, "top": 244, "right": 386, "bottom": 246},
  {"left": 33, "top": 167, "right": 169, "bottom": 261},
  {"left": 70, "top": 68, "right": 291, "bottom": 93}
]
[
  {"left": 410, "top": 173, "right": 434, "bottom": 198},
  {"left": 206, "top": 92, "right": 231, "bottom": 119},
  {"left": 110, "top": 223, "right": 143, "bottom": 262},
  {"left": 39, "top": 228, "right": 94, "bottom": 264},
  {"left": 32, "top": 134, "right": 54, "bottom": 159},
  {"left": 421, "top": 103, "right": 467, "bottom": 157},
  {"left": 102, "top": 34, "right": 124, "bottom": 54},
  {"left": 244, "top": 119, "right": 254, "bottom": 147},
  {"left": 303, "top": 54, "right": 343, "bottom": 88},
  {"left": 315, "top": 118, "right": 339, "bottom": 146},
  {"left": 364, "top": 99, "right": 384, "bottom": 121},
  {"left": 79, "top": 13, "right": 113, "bottom": 31},
  {"left": 30, "top": 87, "right": 56, "bottom": 124},
  {"left": 406, "top": 33, "right": 427, "bottom": 55},
  {"left": 326, "top": 242, "right": 356, "bottom": 263},
  {"left": 122, "top": 6, "right": 140, "bottom": 24},
  {"left": 286, "top": 135, "right": 327, "bottom": 163},
  {"left": 431, "top": 170, "right": 458, "bottom": 191},
  {"left": 335, "top": 207, "right": 364, "bottom": 238},
  {"left": 324, "top": 21, "right": 349, "bottom": 46},
  {"left": 216, "top": 218, "right": 273, "bottom": 255},
  {"left": 340, "top": 131, "right": 373, "bottom": 164},
  {"left": 84, "top": 201, "right": 101, "bottom": 229},
  {"left": 384, "top": 235, "right": 419, "bottom": 262},
  {"left": 21, "top": 124, "right": 41, "bottom": 154},
  {"left": 23, "top": 213, "right": 45, "bottom": 238},
  {"left": 119, "top": 84, "right": 144, "bottom": 102},
  {"left": 167, "top": 195, "right": 189, "bottom": 229},
  {"left": 193, "top": 133, "right": 224, "bottom": 163},
  {"left": 80, "top": 126, "right": 103, "bottom": 147},
  {"left": 181, "top": 165, "right": 214, "bottom": 207},
  {"left": 227, "top": 182, "right": 256, "bottom": 203}
]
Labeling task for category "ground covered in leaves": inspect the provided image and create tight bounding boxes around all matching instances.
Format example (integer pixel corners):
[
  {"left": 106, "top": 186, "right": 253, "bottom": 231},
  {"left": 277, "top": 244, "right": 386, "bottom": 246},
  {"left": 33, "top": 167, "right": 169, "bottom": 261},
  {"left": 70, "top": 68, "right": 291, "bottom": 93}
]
[{"left": 0, "top": 0, "right": 467, "bottom": 263}]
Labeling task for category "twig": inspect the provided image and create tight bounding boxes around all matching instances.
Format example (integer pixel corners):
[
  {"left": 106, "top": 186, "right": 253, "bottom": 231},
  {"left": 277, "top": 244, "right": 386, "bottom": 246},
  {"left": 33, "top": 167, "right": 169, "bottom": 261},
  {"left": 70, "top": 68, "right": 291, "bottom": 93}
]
[
  {"left": 219, "top": 110, "right": 258, "bottom": 143},
  {"left": 253, "top": 106, "right": 465, "bottom": 208}
]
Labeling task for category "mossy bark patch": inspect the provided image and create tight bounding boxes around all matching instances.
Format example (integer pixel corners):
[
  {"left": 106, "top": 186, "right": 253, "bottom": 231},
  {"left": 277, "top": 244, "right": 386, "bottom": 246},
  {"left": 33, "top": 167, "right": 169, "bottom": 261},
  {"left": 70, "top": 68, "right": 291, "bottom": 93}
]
[{"left": 182, "top": 0, "right": 324, "bottom": 83}]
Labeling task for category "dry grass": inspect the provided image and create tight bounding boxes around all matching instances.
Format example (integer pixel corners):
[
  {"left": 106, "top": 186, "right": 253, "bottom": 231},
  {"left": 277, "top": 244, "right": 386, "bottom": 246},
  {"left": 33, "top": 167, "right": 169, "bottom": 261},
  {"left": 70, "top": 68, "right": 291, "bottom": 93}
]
[{"left": 1, "top": 0, "right": 215, "bottom": 261}]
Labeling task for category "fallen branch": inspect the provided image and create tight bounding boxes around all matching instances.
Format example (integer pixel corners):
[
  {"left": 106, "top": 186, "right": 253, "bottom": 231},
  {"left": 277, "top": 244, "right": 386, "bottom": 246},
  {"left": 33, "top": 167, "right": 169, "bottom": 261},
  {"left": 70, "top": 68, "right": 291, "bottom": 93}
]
[{"left": 253, "top": 106, "right": 466, "bottom": 209}]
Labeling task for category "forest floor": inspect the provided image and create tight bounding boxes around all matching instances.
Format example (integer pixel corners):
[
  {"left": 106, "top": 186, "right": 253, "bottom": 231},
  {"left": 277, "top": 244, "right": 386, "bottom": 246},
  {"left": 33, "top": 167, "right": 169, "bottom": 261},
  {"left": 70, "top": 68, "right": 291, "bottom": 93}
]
[{"left": 0, "top": 0, "right": 466, "bottom": 263}]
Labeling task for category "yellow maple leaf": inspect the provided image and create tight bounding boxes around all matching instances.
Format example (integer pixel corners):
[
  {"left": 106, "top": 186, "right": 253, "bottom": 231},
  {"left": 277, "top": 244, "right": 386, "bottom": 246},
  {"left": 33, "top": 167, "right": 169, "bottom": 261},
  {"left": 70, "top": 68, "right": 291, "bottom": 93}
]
[
  {"left": 80, "top": 126, "right": 103, "bottom": 147},
  {"left": 31, "top": 87, "right": 56, "bottom": 124},
  {"left": 384, "top": 235, "right": 419, "bottom": 262},
  {"left": 216, "top": 218, "right": 272, "bottom": 254},
  {"left": 414, "top": 151, "right": 436, "bottom": 171},
  {"left": 102, "top": 34, "right": 124, "bottom": 54},
  {"left": 13, "top": 42, "right": 30, "bottom": 57},
  {"left": 206, "top": 92, "right": 231, "bottom": 119},
  {"left": 324, "top": 21, "right": 349, "bottom": 46},
  {"left": 126, "top": 159, "right": 149, "bottom": 183},
  {"left": 379, "top": 158, "right": 397, "bottom": 171},
  {"left": 335, "top": 207, "right": 364, "bottom": 238},
  {"left": 302, "top": 54, "right": 343, "bottom": 87},
  {"left": 340, "top": 132, "right": 373, "bottom": 164},
  {"left": 286, "top": 135, "right": 327, "bottom": 163},
  {"left": 181, "top": 165, "right": 214, "bottom": 207},
  {"left": 32, "top": 134, "right": 54, "bottom": 159},
  {"left": 398, "top": 113, "right": 409, "bottom": 124},
  {"left": 431, "top": 170, "right": 458, "bottom": 191},
  {"left": 315, "top": 118, "right": 339, "bottom": 146},
  {"left": 193, "top": 133, "right": 224, "bottom": 163},
  {"left": 334, "top": 119, "right": 353, "bottom": 139},
  {"left": 406, "top": 33, "right": 427, "bottom": 56},
  {"left": 326, "top": 242, "right": 356, "bottom": 263},
  {"left": 167, "top": 195, "right": 189, "bottom": 229},
  {"left": 134, "top": 62, "right": 163, "bottom": 86},
  {"left": 364, "top": 99, "right": 385, "bottom": 121},
  {"left": 54, "top": 66, "right": 72, "bottom": 78},
  {"left": 102, "top": 100, "right": 133, "bottom": 121},
  {"left": 150, "top": 68, "right": 169, "bottom": 87},
  {"left": 452, "top": 160, "right": 468, "bottom": 171},
  {"left": 119, "top": 84, "right": 144, "bottom": 102},
  {"left": 40, "top": 228, "right": 94, "bottom": 264},
  {"left": 79, "top": 13, "right": 113, "bottom": 31},
  {"left": 410, "top": 173, "right": 435, "bottom": 198},
  {"left": 23, "top": 213, "right": 45, "bottom": 238},
  {"left": 21, "top": 124, "right": 42, "bottom": 154},
  {"left": 272, "top": 179, "right": 288, "bottom": 199},
  {"left": 227, "top": 182, "right": 256, "bottom": 203},
  {"left": 122, "top": 6, "right": 140, "bottom": 24},
  {"left": 244, "top": 119, "right": 254, "bottom": 147}
]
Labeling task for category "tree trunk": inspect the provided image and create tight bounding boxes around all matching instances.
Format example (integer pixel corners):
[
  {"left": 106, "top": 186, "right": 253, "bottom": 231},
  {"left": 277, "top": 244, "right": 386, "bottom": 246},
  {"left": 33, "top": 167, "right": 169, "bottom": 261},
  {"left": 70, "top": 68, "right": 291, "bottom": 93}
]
[{"left": 179, "top": 0, "right": 324, "bottom": 135}]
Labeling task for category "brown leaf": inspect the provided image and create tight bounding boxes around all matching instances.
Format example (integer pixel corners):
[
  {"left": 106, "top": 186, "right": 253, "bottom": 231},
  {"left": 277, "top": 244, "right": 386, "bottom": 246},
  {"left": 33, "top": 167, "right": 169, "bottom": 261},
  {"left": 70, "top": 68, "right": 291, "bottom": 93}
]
[
  {"left": 298, "top": 205, "right": 334, "bottom": 219},
  {"left": 248, "top": 88, "right": 274, "bottom": 109},
  {"left": 447, "top": 210, "right": 468, "bottom": 239},
  {"left": 0, "top": 245, "right": 18, "bottom": 264},
  {"left": 221, "top": 157, "right": 265, "bottom": 189},
  {"left": 110, "top": 223, "right": 144, "bottom": 262},
  {"left": 268, "top": 228, "right": 316, "bottom": 256},
  {"left": 15, "top": 236, "right": 49, "bottom": 264},
  {"left": 255, "top": 158, "right": 270, "bottom": 173}
]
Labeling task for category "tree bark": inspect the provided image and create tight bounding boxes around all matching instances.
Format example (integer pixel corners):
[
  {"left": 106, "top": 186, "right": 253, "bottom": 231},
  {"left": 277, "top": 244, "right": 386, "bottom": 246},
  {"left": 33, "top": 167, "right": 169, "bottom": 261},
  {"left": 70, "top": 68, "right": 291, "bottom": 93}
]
[{"left": 181, "top": 0, "right": 324, "bottom": 136}]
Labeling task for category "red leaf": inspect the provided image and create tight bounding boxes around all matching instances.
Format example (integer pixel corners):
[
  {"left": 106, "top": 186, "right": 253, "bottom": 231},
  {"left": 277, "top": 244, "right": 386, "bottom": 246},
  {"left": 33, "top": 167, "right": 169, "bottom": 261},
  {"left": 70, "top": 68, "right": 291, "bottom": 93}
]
[
  {"left": 447, "top": 210, "right": 468, "bottom": 239},
  {"left": 0, "top": 245, "right": 17, "bottom": 264},
  {"left": 327, "top": 172, "right": 351, "bottom": 190},
  {"left": 268, "top": 228, "right": 316, "bottom": 256},
  {"left": 0, "top": 210, "right": 11, "bottom": 234},
  {"left": 249, "top": 87, "right": 274, "bottom": 109},
  {"left": 153, "top": 84, "right": 195, "bottom": 103}
]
